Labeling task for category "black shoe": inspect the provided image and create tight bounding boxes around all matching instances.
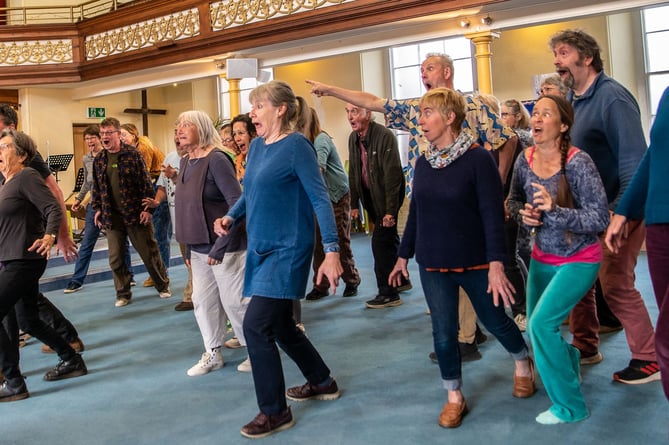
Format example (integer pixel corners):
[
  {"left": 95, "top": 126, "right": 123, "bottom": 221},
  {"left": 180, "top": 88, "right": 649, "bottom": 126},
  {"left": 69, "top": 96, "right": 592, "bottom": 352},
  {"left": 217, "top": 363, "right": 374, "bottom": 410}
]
[
  {"left": 43, "top": 354, "right": 88, "bottom": 381},
  {"left": 305, "top": 288, "right": 328, "bottom": 301},
  {"left": 365, "top": 294, "right": 402, "bottom": 309},
  {"left": 475, "top": 324, "right": 488, "bottom": 345},
  {"left": 0, "top": 380, "right": 29, "bottom": 402},
  {"left": 459, "top": 342, "right": 482, "bottom": 362},
  {"left": 342, "top": 284, "right": 358, "bottom": 298},
  {"left": 397, "top": 279, "right": 413, "bottom": 292},
  {"left": 599, "top": 323, "right": 623, "bottom": 334},
  {"left": 240, "top": 407, "right": 295, "bottom": 439},
  {"left": 63, "top": 282, "right": 82, "bottom": 294},
  {"left": 429, "top": 352, "right": 438, "bottom": 363},
  {"left": 174, "top": 301, "right": 194, "bottom": 311}
]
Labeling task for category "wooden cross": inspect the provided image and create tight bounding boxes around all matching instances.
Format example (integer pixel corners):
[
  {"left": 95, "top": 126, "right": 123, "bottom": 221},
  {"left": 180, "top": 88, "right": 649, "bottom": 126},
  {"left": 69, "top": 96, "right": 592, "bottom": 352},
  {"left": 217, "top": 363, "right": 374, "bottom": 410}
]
[{"left": 123, "top": 89, "right": 167, "bottom": 136}]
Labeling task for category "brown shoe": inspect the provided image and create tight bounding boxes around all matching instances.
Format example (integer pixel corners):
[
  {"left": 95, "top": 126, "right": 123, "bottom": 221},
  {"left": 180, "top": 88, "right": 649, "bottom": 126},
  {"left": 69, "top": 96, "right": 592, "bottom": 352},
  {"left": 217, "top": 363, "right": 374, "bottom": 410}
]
[
  {"left": 143, "top": 277, "right": 154, "bottom": 287},
  {"left": 286, "top": 379, "right": 340, "bottom": 401},
  {"left": 240, "top": 407, "right": 295, "bottom": 439},
  {"left": 438, "top": 399, "right": 468, "bottom": 428},
  {"left": 174, "top": 301, "right": 194, "bottom": 312},
  {"left": 513, "top": 356, "right": 536, "bottom": 398},
  {"left": 41, "top": 338, "right": 85, "bottom": 354}
]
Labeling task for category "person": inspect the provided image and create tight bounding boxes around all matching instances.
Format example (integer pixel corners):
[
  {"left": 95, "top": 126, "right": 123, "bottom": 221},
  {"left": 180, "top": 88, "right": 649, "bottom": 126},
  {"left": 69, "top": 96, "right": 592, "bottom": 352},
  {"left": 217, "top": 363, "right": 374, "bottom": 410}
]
[
  {"left": 215, "top": 80, "right": 342, "bottom": 439},
  {"left": 64, "top": 125, "right": 134, "bottom": 294},
  {"left": 507, "top": 95, "right": 609, "bottom": 424},
  {"left": 388, "top": 88, "right": 535, "bottom": 429},
  {"left": 219, "top": 120, "right": 240, "bottom": 157},
  {"left": 606, "top": 86, "right": 669, "bottom": 400},
  {"left": 230, "top": 114, "right": 257, "bottom": 186},
  {"left": 344, "top": 103, "right": 405, "bottom": 308},
  {"left": 91, "top": 117, "right": 170, "bottom": 307},
  {"left": 144, "top": 128, "right": 194, "bottom": 312},
  {"left": 550, "top": 29, "right": 659, "bottom": 382},
  {"left": 173, "top": 110, "right": 251, "bottom": 375},
  {"left": 501, "top": 99, "right": 533, "bottom": 149},
  {"left": 0, "top": 129, "right": 88, "bottom": 402},
  {"left": 297, "top": 104, "right": 360, "bottom": 301},
  {"left": 0, "top": 105, "right": 84, "bottom": 356},
  {"left": 120, "top": 123, "right": 171, "bottom": 288},
  {"left": 539, "top": 73, "right": 569, "bottom": 97},
  {"left": 308, "top": 52, "right": 518, "bottom": 358}
]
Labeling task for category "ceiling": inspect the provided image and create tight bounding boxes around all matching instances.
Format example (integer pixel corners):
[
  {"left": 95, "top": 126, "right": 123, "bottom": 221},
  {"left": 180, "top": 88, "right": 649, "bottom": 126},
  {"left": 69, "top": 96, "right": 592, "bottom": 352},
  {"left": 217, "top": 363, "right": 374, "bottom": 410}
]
[{"left": 69, "top": 0, "right": 667, "bottom": 99}]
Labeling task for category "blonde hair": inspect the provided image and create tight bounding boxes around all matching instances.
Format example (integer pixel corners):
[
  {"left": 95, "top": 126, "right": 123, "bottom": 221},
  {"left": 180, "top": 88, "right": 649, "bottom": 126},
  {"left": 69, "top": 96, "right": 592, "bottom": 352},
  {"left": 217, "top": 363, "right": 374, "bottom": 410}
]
[{"left": 419, "top": 88, "right": 466, "bottom": 133}]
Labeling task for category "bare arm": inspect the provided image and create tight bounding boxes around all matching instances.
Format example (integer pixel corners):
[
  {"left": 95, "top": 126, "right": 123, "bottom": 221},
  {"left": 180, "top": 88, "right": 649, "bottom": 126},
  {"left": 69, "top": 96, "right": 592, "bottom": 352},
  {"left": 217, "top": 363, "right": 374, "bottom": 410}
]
[
  {"left": 44, "top": 174, "right": 78, "bottom": 262},
  {"left": 306, "top": 79, "right": 386, "bottom": 112}
]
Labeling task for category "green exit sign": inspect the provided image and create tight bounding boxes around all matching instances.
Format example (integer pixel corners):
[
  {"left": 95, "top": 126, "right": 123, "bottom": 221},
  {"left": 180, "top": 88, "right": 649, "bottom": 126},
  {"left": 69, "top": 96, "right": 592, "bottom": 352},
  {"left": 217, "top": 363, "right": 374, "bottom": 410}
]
[{"left": 87, "top": 107, "right": 106, "bottom": 118}]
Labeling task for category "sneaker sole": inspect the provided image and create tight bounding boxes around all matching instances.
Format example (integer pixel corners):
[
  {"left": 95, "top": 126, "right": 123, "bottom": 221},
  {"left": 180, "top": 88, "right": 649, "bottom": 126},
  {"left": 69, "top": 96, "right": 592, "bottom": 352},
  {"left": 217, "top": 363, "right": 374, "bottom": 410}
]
[
  {"left": 187, "top": 363, "right": 224, "bottom": 377},
  {"left": 0, "top": 391, "right": 30, "bottom": 402},
  {"left": 580, "top": 352, "right": 604, "bottom": 365},
  {"left": 63, "top": 288, "right": 81, "bottom": 294},
  {"left": 43, "top": 368, "right": 88, "bottom": 381},
  {"left": 613, "top": 371, "right": 662, "bottom": 385},
  {"left": 285, "top": 390, "right": 341, "bottom": 402},
  {"left": 365, "top": 300, "right": 403, "bottom": 309},
  {"left": 240, "top": 418, "right": 295, "bottom": 439}
]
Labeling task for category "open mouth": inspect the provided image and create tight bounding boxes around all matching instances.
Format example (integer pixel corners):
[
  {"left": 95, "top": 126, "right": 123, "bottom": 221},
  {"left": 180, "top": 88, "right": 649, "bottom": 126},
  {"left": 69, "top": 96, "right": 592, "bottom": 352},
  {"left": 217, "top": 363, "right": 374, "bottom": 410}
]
[{"left": 424, "top": 81, "right": 433, "bottom": 90}]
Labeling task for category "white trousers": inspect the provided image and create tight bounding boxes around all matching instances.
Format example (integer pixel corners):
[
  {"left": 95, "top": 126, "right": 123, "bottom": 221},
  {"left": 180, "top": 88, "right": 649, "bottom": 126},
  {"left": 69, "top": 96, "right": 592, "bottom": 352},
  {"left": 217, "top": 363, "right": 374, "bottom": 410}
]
[{"left": 190, "top": 250, "right": 248, "bottom": 350}]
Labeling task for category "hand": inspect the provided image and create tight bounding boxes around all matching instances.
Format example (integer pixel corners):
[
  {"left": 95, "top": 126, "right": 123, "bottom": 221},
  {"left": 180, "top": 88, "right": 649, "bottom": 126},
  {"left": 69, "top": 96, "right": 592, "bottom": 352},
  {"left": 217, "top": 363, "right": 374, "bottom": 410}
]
[
  {"left": 94, "top": 210, "right": 103, "bottom": 228},
  {"left": 305, "top": 79, "right": 329, "bottom": 98},
  {"left": 382, "top": 214, "right": 396, "bottom": 227},
  {"left": 316, "top": 252, "right": 343, "bottom": 295},
  {"left": 163, "top": 164, "right": 178, "bottom": 182},
  {"left": 388, "top": 258, "right": 409, "bottom": 288},
  {"left": 351, "top": 209, "right": 360, "bottom": 220},
  {"left": 487, "top": 261, "right": 516, "bottom": 308},
  {"left": 139, "top": 210, "right": 152, "bottom": 225},
  {"left": 605, "top": 213, "right": 628, "bottom": 254},
  {"left": 27, "top": 235, "right": 57, "bottom": 260},
  {"left": 214, "top": 216, "right": 233, "bottom": 236},
  {"left": 55, "top": 235, "right": 79, "bottom": 262},
  {"left": 530, "top": 182, "right": 554, "bottom": 212},
  {"left": 519, "top": 203, "right": 542, "bottom": 227},
  {"left": 142, "top": 197, "right": 159, "bottom": 209},
  {"left": 207, "top": 256, "right": 222, "bottom": 266},
  {"left": 71, "top": 199, "right": 81, "bottom": 212}
]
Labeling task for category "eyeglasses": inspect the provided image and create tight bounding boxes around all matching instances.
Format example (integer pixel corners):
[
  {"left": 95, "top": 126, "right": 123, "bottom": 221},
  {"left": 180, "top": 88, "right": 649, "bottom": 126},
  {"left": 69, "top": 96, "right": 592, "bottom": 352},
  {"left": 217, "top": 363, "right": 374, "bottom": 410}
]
[
  {"left": 100, "top": 130, "right": 118, "bottom": 136},
  {"left": 0, "top": 142, "right": 12, "bottom": 150},
  {"left": 540, "top": 86, "right": 559, "bottom": 94},
  {"left": 222, "top": 138, "right": 234, "bottom": 144}
]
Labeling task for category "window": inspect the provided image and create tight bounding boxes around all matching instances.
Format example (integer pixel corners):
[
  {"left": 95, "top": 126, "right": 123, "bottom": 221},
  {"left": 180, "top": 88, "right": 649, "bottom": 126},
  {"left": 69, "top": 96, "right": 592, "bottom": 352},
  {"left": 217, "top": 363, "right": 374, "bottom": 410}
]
[
  {"left": 389, "top": 37, "right": 474, "bottom": 164},
  {"left": 643, "top": 4, "right": 669, "bottom": 117},
  {"left": 218, "top": 71, "right": 274, "bottom": 119}
]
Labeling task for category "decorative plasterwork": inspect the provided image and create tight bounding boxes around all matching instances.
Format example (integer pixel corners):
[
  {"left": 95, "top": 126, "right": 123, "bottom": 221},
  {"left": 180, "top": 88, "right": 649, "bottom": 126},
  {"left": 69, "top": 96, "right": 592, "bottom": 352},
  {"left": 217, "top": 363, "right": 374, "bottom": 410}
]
[
  {"left": 210, "top": 0, "right": 353, "bottom": 30},
  {"left": 84, "top": 8, "right": 200, "bottom": 60},
  {"left": 0, "top": 40, "right": 73, "bottom": 66}
]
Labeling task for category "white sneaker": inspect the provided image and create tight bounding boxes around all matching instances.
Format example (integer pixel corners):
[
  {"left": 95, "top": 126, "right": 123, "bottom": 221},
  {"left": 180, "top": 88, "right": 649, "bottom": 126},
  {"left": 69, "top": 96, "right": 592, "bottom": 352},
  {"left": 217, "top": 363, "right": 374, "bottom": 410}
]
[
  {"left": 187, "top": 350, "right": 224, "bottom": 376},
  {"left": 237, "top": 357, "right": 252, "bottom": 373},
  {"left": 224, "top": 337, "right": 242, "bottom": 349},
  {"left": 159, "top": 287, "right": 172, "bottom": 299},
  {"left": 514, "top": 313, "right": 527, "bottom": 332},
  {"left": 115, "top": 298, "right": 130, "bottom": 307}
]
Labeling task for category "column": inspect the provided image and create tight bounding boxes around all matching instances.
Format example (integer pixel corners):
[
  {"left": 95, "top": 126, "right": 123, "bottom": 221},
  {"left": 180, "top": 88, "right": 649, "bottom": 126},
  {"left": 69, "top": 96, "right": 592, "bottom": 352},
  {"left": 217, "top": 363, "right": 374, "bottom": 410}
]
[
  {"left": 466, "top": 31, "right": 500, "bottom": 94},
  {"left": 226, "top": 76, "right": 241, "bottom": 117}
]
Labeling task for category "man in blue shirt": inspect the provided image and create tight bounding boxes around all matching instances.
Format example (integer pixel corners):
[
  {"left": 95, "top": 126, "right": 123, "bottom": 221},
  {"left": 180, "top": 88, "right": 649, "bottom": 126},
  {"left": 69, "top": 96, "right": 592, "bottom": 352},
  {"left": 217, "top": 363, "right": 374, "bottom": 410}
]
[{"left": 550, "top": 29, "right": 659, "bottom": 384}]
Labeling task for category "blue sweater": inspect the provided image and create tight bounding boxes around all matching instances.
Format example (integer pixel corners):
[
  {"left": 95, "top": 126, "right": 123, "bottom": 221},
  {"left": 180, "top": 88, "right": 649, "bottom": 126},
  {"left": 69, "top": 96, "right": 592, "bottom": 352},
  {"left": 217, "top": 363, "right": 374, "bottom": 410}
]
[
  {"left": 398, "top": 146, "right": 506, "bottom": 268},
  {"left": 227, "top": 132, "right": 338, "bottom": 299},
  {"left": 568, "top": 72, "right": 646, "bottom": 217},
  {"left": 616, "top": 86, "right": 669, "bottom": 225}
]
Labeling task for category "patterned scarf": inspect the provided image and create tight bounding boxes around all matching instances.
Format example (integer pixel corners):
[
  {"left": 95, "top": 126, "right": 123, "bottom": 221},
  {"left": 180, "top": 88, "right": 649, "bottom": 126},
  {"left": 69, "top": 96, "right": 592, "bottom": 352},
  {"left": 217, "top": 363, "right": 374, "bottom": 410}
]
[{"left": 424, "top": 130, "right": 475, "bottom": 169}]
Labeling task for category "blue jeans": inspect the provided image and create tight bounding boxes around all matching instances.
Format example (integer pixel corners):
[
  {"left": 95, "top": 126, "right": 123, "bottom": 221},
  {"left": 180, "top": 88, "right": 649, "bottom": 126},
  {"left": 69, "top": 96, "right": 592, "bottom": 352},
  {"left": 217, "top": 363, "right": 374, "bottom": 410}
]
[
  {"left": 419, "top": 267, "right": 528, "bottom": 390},
  {"left": 243, "top": 296, "right": 331, "bottom": 415},
  {"left": 152, "top": 198, "right": 172, "bottom": 273},
  {"left": 70, "top": 204, "right": 133, "bottom": 286}
]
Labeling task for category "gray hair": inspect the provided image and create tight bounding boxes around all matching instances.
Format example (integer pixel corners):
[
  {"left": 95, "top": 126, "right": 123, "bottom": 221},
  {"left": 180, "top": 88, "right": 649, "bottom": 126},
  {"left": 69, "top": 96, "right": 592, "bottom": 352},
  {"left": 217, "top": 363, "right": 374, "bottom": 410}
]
[
  {"left": 175, "top": 110, "right": 222, "bottom": 148},
  {"left": 0, "top": 128, "right": 36, "bottom": 166}
]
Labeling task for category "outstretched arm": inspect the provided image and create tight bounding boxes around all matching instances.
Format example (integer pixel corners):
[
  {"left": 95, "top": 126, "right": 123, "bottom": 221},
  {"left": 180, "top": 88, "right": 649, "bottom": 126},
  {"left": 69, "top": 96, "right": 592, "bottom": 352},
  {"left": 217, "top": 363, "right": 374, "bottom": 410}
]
[{"left": 306, "top": 79, "right": 386, "bottom": 112}]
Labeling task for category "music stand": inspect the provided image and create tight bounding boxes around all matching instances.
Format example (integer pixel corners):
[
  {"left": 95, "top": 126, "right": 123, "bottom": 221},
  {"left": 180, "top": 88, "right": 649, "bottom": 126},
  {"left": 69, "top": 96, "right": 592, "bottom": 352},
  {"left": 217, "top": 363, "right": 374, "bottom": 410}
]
[{"left": 46, "top": 154, "right": 74, "bottom": 182}]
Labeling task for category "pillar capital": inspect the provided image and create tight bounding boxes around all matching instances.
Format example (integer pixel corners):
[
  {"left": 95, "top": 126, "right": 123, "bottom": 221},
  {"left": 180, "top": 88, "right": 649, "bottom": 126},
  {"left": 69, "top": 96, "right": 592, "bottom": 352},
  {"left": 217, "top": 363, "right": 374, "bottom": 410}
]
[{"left": 464, "top": 30, "right": 500, "bottom": 44}]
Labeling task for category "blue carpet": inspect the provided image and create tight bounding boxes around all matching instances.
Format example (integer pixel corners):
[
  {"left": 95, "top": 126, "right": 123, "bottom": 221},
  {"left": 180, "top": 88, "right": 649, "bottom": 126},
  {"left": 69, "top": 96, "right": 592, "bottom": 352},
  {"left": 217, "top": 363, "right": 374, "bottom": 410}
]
[{"left": 2, "top": 233, "right": 667, "bottom": 444}]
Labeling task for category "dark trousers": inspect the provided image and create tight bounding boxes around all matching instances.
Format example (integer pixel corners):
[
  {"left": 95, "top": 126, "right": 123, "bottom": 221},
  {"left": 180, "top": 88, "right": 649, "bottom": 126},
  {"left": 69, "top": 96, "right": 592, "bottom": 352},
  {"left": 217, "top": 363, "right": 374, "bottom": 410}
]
[
  {"left": 244, "top": 296, "right": 331, "bottom": 415},
  {"left": 646, "top": 224, "right": 669, "bottom": 401},
  {"left": 505, "top": 218, "right": 527, "bottom": 317},
  {"left": 312, "top": 192, "right": 360, "bottom": 292},
  {"left": 0, "top": 260, "right": 75, "bottom": 385}
]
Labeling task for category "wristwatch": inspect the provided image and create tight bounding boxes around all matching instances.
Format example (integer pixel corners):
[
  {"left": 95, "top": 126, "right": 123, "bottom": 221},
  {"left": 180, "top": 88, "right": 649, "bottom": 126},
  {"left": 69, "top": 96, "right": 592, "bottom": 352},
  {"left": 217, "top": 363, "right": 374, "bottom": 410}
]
[{"left": 323, "top": 245, "right": 340, "bottom": 253}]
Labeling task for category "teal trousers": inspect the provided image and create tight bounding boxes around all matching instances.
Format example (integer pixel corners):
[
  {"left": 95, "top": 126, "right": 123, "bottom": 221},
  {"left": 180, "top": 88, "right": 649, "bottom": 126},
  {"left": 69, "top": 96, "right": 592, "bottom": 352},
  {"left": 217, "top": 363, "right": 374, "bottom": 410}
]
[{"left": 527, "top": 259, "right": 600, "bottom": 423}]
